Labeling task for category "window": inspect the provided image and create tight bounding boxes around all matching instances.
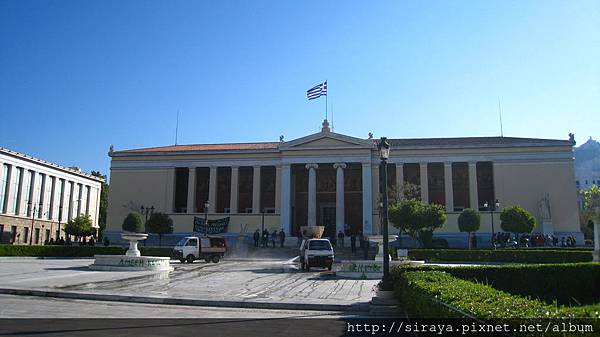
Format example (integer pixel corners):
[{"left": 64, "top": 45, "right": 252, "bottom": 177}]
[
  {"left": 427, "top": 163, "right": 445, "bottom": 205},
  {"left": 452, "top": 162, "right": 470, "bottom": 211},
  {"left": 23, "top": 227, "right": 29, "bottom": 244},
  {"left": 186, "top": 238, "right": 198, "bottom": 247},
  {"left": 476, "top": 162, "right": 495, "bottom": 211},
  {"left": 0, "top": 224, "right": 4, "bottom": 243},
  {"left": 11, "top": 226, "right": 17, "bottom": 243},
  {"left": 174, "top": 168, "right": 189, "bottom": 213}
]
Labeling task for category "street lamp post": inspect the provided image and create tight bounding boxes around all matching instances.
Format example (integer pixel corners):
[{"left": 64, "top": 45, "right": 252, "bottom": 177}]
[
  {"left": 377, "top": 137, "right": 393, "bottom": 291},
  {"left": 140, "top": 205, "right": 154, "bottom": 246},
  {"left": 484, "top": 199, "right": 500, "bottom": 249},
  {"left": 28, "top": 202, "right": 35, "bottom": 245}
]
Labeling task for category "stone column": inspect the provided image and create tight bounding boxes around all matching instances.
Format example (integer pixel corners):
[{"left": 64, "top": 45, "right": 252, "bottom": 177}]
[
  {"left": 372, "top": 164, "right": 380, "bottom": 212},
  {"left": 306, "top": 163, "right": 318, "bottom": 227},
  {"left": 593, "top": 206, "right": 600, "bottom": 262},
  {"left": 252, "top": 166, "right": 261, "bottom": 213},
  {"left": 361, "top": 163, "right": 373, "bottom": 235},
  {"left": 396, "top": 163, "right": 404, "bottom": 200},
  {"left": 280, "top": 164, "right": 291, "bottom": 234},
  {"left": 468, "top": 162, "right": 479, "bottom": 209},
  {"left": 333, "top": 163, "right": 346, "bottom": 237},
  {"left": 186, "top": 167, "right": 196, "bottom": 213},
  {"left": 229, "top": 166, "right": 239, "bottom": 213},
  {"left": 165, "top": 168, "right": 176, "bottom": 213},
  {"left": 420, "top": 163, "right": 429, "bottom": 204},
  {"left": 208, "top": 166, "right": 217, "bottom": 213},
  {"left": 3, "top": 164, "right": 13, "bottom": 214},
  {"left": 444, "top": 162, "right": 454, "bottom": 212},
  {"left": 275, "top": 166, "right": 281, "bottom": 213}
]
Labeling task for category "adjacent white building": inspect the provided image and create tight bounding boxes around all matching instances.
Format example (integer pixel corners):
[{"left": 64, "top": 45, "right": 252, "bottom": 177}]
[{"left": 0, "top": 147, "right": 104, "bottom": 244}]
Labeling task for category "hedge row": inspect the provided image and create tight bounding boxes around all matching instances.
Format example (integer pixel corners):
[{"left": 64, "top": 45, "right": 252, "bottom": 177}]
[
  {"left": 0, "top": 245, "right": 173, "bottom": 257},
  {"left": 407, "top": 248, "right": 593, "bottom": 263},
  {"left": 395, "top": 263, "right": 600, "bottom": 306},
  {"left": 392, "top": 269, "right": 600, "bottom": 323}
]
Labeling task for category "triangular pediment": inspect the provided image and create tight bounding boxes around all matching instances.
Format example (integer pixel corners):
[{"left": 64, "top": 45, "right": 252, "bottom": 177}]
[{"left": 280, "top": 131, "right": 375, "bottom": 151}]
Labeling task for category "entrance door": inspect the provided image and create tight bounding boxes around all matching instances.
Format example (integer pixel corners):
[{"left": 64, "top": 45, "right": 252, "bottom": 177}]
[{"left": 321, "top": 206, "right": 336, "bottom": 239}]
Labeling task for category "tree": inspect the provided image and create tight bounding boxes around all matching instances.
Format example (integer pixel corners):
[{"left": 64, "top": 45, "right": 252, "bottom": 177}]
[
  {"left": 122, "top": 212, "right": 144, "bottom": 233},
  {"left": 91, "top": 171, "right": 109, "bottom": 238},
  {"left": 146, "top": 212, "right": 173, "bottom": 246},
  {"left": 458, "top": 208, "right": 481, "bottom": 250},
  {"left": 500, "top": 206, "right": 535, "bottom": 239},
  {"left": 389, "top": 199, "right": 447, "bottom": 247},
  {"left": 64, "top": 215, "right": 94, "bottom": 239},
  {"left": 579, "top": 185, "right": 600, "bottom": 239},
  {"left": 418, "top": 203, "right": 447, "bottom": 248}
]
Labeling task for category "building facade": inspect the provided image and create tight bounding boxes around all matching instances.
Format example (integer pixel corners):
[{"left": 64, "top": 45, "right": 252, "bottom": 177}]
[
  {"left": 0, "top": 147, "right": 104, "bottom": 244},
  {"left": 106, "top": 121, "right": 582, "bottom": 247}
]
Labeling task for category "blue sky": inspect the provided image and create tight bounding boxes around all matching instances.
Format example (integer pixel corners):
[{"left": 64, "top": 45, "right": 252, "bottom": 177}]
[{"left": 1, "top": 0, "right": 598, "bottom": 177}]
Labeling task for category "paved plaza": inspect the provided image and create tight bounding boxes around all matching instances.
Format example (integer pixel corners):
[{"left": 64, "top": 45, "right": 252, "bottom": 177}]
[{"left": 0, "top": 257, "right": 380, "bottom": 315}]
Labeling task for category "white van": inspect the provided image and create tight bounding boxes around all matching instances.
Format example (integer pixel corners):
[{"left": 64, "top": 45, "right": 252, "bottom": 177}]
[{"left": 299, "top": 239, "right": 334, "bottom": 271}]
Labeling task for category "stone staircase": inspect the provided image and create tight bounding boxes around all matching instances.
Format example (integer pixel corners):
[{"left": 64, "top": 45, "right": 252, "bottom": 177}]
[{"left": 333, "top": 244, "right": 380, "bottom": 262}]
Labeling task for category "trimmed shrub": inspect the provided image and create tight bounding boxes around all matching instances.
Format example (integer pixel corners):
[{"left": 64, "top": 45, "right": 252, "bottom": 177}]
[
  {"left": 395, "top": 263, "right": 600, "bottom": 305},
  {"left": 500, "top": 206, "right": 535, "bottom": 235},
  {"left": 392, "top": 268, "right": 600, "bottom": 321},
  {"left": 458, "top": 208, "right": 480, "bottom": 250},
  {"left": 408, "top": 248, "right": 593, "bottom": 263},
  {"left": 122, "top": 212, "right": 144, "bottom": 233},
  {"left": 0, "top": 244, "right": 173, "bottom": 258}
]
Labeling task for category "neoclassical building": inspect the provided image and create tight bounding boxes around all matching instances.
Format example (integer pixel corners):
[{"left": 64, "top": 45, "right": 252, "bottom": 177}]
[
  {"left": 105, "top": 120, "right": 582, "bottom": 247},
  {"left": 0, "top": 147, "right": 104, "bottom": 244}
]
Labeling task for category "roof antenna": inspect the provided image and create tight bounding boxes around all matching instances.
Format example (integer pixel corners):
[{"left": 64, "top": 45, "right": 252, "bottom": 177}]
[
  {"left": 175, "top": 109, "right": 180, "bottom": 145},
  {"left": 498, "top": 97, "right": 504, "bottom": 137},
  {"left": 331, "top": 103, "right": 334, "bottom": 132}
]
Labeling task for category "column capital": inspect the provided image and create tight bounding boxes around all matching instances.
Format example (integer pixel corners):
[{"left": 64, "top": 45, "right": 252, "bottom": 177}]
[
  {"left": 305, "top": 163, "right": 319, "bottom": 170},
  {"left": 333, "top": 163, "right": 347, "bottom": 169},
  {"left": 444, "top": 161, "right": 453, "bottom": 167},
  {"left": 468, "top": 161, "right": 477, "bottom": 166},
  {"left": 420, "top": 162, "right": 428, "bottom": 167}
]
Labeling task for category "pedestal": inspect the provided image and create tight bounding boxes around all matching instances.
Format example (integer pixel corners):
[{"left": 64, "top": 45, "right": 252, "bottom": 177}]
[{"left": 121, "top": 232, "right": 148, "bottom": 257}]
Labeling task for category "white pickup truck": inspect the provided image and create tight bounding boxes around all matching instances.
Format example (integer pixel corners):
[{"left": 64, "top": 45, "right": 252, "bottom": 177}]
[
  {"left": 172, "top": 236, "right": 227, "bottom": 264},
  {"left": 299, "top": 238, "right": 334, "bottom": 271}
]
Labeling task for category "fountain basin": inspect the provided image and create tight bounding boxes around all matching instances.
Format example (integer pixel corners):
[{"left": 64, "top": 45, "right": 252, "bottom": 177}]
[{"left": 90, "top": 255, "right": 173, "bottom": 271}]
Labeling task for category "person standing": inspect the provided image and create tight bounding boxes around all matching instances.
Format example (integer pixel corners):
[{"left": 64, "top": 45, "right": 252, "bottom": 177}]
[
  {"left": 262, "top": 229, "right": 269, "bottom": 248},
  {"left": 253, "top": 229, "right": 260, "bottom": 247},
  {"left": 362, "top": 235, "right": 370, "bottom": 260},
  {"left": 350, "top": 233, "right": 356, "bottom": 253},
  {"left": 271, "top": 230, "right": 278, "bottom": 248},
  {"left": 279, "top": 230, "right": 285, "bottom": 248},
  {"left": 337, "top": 230, "right": 345, "bottom": 248}
]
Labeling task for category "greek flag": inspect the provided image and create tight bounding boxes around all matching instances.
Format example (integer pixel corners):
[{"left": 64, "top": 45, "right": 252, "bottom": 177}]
[{"left": 307, "top": 81, "right": 327, "bottom": 100}]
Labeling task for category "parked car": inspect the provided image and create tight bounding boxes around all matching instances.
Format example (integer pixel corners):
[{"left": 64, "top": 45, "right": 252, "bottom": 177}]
[
  {"left": 172, "top": 236, "right": 226, "bottom": 263},
  {"left": 299, "top": 238, "right": 334, "bottom": 271}
]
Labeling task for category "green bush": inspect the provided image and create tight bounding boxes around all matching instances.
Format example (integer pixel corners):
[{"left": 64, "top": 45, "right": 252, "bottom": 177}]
[
  {"left": 500, "top": 206, "right": 536, "bottom": 235},
  {"left": 122, "top": 212, "right": 144, "bottom": 233},
  {"left": 0, "top": 244, "right": 173, "bottom": 257},
  {"left": 395, "top": 263, "right": 600, "bottom": 305},
  {"left": 392, "top": 268, "right": 600, "bottom": 321},
  {"left": 408, "top": 248, "right": 592, "bottom": 263}
]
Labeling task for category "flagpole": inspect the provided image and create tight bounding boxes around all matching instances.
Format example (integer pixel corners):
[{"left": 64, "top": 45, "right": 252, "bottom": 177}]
[{"left": 325, "top": 80, "right": 328, "bottom": 121}]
